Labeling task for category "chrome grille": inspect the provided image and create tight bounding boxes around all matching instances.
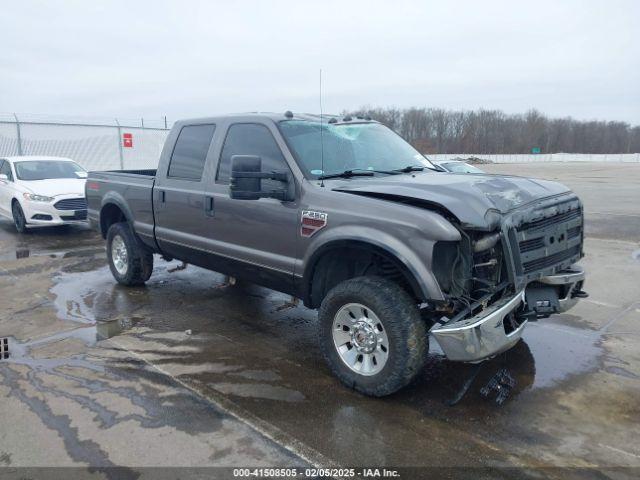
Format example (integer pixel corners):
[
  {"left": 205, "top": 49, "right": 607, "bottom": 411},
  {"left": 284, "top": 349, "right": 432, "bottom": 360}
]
[
  {"left": 54, "top": 197, "right": 87, "bottom": 210},
  {"left": 512, "top": 199, "right": 583, "bottom": 278}
]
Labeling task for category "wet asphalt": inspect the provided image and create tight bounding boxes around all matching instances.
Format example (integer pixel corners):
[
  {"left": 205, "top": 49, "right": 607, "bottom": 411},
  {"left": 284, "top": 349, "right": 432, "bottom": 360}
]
[{"left": 0, "top": 162, "right": 639, "bottom": 478}]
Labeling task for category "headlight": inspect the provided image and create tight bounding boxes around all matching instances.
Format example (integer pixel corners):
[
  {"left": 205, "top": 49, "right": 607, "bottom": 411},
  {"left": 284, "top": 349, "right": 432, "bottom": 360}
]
[{"left": 23, "top": 193, "right": 54, "bottom": 202}]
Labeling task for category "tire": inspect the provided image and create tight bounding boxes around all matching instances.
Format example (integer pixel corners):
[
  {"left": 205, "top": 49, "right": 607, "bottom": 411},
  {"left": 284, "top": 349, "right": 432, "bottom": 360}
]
[
  {"left": 106, "top": 222, "right": 154, "bottom": 286},
  {"left": 318, "top": 276, "right": 428, "bottom": 397},
  {"left": 12, "top": 201, "right": 28, "bottom": 234}
]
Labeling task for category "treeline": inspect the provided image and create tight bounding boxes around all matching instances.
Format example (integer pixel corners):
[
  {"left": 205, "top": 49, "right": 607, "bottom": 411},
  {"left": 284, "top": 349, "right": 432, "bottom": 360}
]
[{"left": 346, "top": 107, "right": 640, "bottom": 154}]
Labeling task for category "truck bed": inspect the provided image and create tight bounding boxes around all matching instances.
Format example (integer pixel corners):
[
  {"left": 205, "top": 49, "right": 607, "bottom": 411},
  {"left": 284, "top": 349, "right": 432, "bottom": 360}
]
[{"left": 86, "top": 169, "right": 157, "bottom": 240}]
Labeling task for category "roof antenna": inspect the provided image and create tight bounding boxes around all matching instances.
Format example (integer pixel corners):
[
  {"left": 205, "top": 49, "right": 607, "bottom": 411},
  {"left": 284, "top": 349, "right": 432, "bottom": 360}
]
[{"left": 319, "top": 68, "right": 325, "bottom": 187}]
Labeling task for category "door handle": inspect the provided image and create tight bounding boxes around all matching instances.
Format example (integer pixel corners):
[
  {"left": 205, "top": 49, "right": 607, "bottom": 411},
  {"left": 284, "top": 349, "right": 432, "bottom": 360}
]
[
  {"left": 160, "top": 190, "right": 166, "bottom": 203},
  {"left": 205, "top": 196, "right": 215, "bottom": 217}
]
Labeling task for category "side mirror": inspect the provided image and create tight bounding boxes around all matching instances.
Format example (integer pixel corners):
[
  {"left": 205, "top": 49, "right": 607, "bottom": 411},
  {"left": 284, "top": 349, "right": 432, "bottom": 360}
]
[
  {"left": 0, "top": 174, "right": 8, "bottom": 181},
  {"left": 229, "top": 155, "right": 293, "bottom": 201},
  {"left": 230, "top": 155, "right": 263, "bottom": 200}
]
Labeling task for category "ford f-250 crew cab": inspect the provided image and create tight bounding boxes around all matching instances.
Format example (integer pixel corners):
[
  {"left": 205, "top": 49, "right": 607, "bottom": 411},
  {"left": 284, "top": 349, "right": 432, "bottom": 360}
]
[{"left": 87, "top": 112, "right": 587, "bottom": 396}]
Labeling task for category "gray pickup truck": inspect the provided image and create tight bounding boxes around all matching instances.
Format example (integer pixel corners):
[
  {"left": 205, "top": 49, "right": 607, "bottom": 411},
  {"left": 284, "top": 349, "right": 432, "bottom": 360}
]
[{"left": 87, "top": 112, "right": 587, "bottom": 396}]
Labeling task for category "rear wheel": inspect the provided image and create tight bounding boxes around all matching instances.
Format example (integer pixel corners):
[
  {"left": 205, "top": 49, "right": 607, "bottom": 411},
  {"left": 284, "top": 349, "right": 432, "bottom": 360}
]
[
  {"left": 12, "top": 201, "right": 28, "bottom": 233},
  {"left": 318, "top": 276, "right": 428, "bottom": 396},
  {"left": 106, "top": 222, "right": 153, "bottom": 285}
]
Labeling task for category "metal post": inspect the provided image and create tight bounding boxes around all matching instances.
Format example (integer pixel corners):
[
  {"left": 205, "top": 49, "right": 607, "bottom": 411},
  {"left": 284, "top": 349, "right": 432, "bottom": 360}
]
[
  {"left": 115, "top": 118, "right": 124, "bottom": 170},
  {"left": 13, "top": 113, "right": 23, "bottom": 156},
  {"left": 164, "top": 116, "right": 167, "bottom": 129}
]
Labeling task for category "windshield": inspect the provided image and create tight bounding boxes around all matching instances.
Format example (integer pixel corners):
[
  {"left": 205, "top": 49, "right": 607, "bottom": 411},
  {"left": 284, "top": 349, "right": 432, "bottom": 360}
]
[
  {"left": 279, "top": 121, "right": 436, "bottom": 178},
  {"left": 15, "top": 161, "right": 86, "bottom": 181},
  {"left": 442, "top": 162, "right": 484, "bottom": 174}
]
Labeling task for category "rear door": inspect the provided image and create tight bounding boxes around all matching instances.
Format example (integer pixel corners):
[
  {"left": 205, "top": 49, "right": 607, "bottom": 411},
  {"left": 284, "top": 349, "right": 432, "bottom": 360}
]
[
  {"left": 153, "top": 123, "right": 217, "bottom": 258},
  {"left": 204, "top": 122, "right": 299, "bottom": 290}
]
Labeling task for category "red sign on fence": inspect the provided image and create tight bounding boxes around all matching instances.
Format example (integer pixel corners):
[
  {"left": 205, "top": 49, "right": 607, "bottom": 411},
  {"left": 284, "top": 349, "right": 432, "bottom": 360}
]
[{"left": 122, "top": 133, "right": 133, "bottom": 148}]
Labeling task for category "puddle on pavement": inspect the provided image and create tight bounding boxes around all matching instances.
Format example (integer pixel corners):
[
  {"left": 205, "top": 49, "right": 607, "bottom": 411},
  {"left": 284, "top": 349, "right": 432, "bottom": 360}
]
[
  {"left": 0, "top": 246, "right": 105, "bottom": 262},
  {"left": 408, "top": 319, "right": 605, "bottom": 408},
  {"left": 229, "top": 369, "right": 282, "bottom": 382},
  {"left": 44, "top": 259, "right": 611, "bottom": 408},
  {"left": 520, "top": 321, "right": 602, "bottom": 389},
  {"left": 0, "top": 328, "right": 236, "bottom": 471},
  {"left": 50, "top": 266, "right": 146, "bottom": 324},
  {"left": 210, "top": 382, "right": 305, "bottom": 402},
  {"left": 1, "top": 329, "right": 103, "bottom": 371},
  {"left": 604, "top": 365, "right": 640, "bottom": 380},
  {"left": 1, "top": 317, "right": 141, "bottom": 370},
  {"left": 96, "top": 317, "right": 141, "bottom": 340},
  {"left": 49, "top": 260, "right": 203, "bottom": 325}
]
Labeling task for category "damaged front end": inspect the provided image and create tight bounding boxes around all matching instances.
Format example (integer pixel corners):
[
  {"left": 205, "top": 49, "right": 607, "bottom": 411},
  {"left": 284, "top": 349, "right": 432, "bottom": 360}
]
[{"left": 429, "top": 194, "right": 587, "bottom": 362}]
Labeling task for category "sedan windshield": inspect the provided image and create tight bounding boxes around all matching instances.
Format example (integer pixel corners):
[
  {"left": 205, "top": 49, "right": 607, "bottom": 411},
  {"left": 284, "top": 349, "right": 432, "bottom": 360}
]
[
  {"left": 15, "top": 161, "right": 86, "bottom": 181},
  {"left": 279, "top": 121, "right": 436, "bottom": 178}
]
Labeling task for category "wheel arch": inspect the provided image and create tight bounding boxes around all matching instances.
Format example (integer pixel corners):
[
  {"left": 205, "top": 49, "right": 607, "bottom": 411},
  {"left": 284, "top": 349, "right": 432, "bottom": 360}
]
[
  {"left": 302, "top": 238, "right": 433, "bottom": 309},
  {"left": 10, "top": 196, "right": 25, "bottom": 216},
  {"left": 99, "top": 194, "right": 133, "bottom": 239}
]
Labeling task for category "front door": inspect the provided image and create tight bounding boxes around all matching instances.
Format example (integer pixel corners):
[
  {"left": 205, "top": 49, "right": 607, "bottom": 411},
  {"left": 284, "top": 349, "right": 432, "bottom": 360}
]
[{"left": 204, "top": 122, "right": 299, "bottom": 292}]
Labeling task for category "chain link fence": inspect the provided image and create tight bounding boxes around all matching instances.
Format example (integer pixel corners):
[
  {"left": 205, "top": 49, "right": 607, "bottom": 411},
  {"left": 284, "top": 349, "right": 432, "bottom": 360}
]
[{"left": 0, "top": 113, "right": 171, "bottom": 171}]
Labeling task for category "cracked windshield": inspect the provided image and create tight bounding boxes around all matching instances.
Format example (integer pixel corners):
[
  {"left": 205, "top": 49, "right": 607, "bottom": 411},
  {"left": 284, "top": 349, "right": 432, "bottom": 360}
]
[{"left": 279, "top": 120, "right": 435, "bottom": 177}]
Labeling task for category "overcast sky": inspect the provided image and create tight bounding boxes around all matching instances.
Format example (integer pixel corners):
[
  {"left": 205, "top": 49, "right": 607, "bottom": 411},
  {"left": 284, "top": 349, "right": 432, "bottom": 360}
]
[{"left": 1, "top": 0, "right": 639, "bottom": 125}]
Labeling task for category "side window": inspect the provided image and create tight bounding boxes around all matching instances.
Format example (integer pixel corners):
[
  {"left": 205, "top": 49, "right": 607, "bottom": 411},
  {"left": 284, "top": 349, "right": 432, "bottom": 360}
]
[
  {"left": 217, "top": 124, "right": 289, "bottom": 186},
  {"left": 167, "top": 124, "right": 216, "bottom": 180},
  {"left": 0, "top": 161, "right": 13, "bottom": 181}
]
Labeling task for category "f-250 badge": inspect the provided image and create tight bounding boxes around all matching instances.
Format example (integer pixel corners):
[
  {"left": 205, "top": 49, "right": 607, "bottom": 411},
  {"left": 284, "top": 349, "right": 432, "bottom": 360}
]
[{"left": 301, "top": 210, "right": 328, "bottom": 237}]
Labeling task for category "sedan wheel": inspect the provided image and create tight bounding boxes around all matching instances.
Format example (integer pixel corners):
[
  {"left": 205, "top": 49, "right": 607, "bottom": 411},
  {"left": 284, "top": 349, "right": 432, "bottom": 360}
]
[{"left": 12, "top": 202, "right": 27, "bottom": 233}]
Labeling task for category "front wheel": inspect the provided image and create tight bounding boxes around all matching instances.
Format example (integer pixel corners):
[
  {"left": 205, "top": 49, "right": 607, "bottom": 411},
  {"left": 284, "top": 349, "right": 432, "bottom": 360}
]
[
  {"left": 318, "top": 276, "right": 428, "bottom": 397},
  {"left": 106, "top": 222, "right": 153, "bottom": 286},
  {"left": 12, "top": 201, "right": 28, "bottom": 233}
]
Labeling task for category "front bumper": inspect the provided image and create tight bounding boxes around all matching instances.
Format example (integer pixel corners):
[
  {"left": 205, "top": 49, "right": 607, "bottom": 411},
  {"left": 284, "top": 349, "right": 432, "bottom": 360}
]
[
  {"left": 538, "top": 264, "right": 586, "bottom": 313},
  {"left": 431, "top": 290, "right": 527, "bottom": 362},
  {"left": 431, "top": 264, "right": 585, "bottom": 362},
  {"left": 21, "top": 196, "right": 87, "bottom": 227}
]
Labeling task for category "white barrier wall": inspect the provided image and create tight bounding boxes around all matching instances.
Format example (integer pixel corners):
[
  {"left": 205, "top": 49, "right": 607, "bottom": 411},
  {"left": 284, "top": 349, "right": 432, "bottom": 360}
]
[{"left": 426, "top": 153, "right": 640, "bottom": 163}]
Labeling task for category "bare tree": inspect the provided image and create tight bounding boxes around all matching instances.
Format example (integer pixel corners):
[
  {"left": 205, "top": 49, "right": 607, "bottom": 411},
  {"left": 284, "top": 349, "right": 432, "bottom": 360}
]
[{"left": 345, "top": 106, "right": 639, "bottom": 154}]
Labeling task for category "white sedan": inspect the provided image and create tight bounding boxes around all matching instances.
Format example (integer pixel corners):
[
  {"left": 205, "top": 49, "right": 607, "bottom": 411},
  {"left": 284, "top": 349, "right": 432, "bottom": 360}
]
[
  {"left": 431, "top": 160, "right": 485, "bottom": 174},
  {"left": 0, "top": 156, "right": 88, "bottom": 233}
]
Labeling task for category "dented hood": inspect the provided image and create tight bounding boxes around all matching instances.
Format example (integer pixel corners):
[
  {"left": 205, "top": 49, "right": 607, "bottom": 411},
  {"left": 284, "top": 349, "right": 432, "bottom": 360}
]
[{"left": 332, "top": 172, "right": 572, "bottom": 229}]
